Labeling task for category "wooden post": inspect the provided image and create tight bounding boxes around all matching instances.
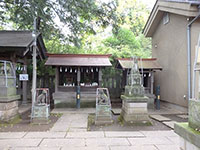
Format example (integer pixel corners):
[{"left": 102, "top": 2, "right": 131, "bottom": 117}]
[
  {"left": 77, "top": 67, "right": 80, "bottom": 86},
  {"left": 22, "top": 58, "right": 27, "bottom": 105},
  {"left": 150, "top": 71, "right": 154, "bottom": 94},
  {"left": 55, "top": 67, "right": 59, "bottom": 92},
  {"left": 122, "top": 70, "right": 127, "bottom": 88},
  {"left": 98, "top": 67, "right": 102, "bottom": 87}
]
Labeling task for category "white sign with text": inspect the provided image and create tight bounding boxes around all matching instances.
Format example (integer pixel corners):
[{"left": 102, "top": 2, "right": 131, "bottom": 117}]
[{"left": 19, "top": 74, "right": 29, "bottom": 81}]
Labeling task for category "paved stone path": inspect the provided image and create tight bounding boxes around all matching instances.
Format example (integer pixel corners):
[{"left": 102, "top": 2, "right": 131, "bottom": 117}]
[{"left": 0, "top": 110, "right": 181, "bottom": 150}]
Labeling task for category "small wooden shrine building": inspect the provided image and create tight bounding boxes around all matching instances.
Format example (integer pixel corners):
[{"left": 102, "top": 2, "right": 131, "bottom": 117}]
[
  {"left": 116, "top": 58, "right": 162, "bottom": 94},
  {"left": 0, "top": 30, "right": 47, "bottom": 104},
  {"left": 45, "top": 53, "right": 112, "bottom": 107},
  {"left": 116, "top": 58, "right": 162, "bottom": 108},
  {"left": 0, "top": 30, "right": 47, "bottom": 121}
]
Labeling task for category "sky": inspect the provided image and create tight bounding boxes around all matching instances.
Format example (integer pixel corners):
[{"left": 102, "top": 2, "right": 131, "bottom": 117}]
[{"left": 142, "top": 0, "right": 156, "bottom": 9}]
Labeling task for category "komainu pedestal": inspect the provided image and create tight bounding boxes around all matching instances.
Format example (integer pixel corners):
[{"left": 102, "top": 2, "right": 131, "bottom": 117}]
[
  {"left": 175, "top": 100, "right": 200, "bottom": 150},
  {"left": 0, "top": 61, "right": 20, "bottom": 122},
  {"left": 32, "top": 88, "right": 50, "bottom": 124},
  {"left": 120, "top": 57, "right": 151, "bottom": 125},
  {"left": 95, "top": 88, "right": 113, "bottom": 125}
]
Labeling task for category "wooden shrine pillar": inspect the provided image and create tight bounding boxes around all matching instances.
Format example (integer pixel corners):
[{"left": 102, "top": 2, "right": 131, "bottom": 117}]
[
  {"left": 77, "top": 67, "right": 80, "bottom": 86},
  {"left": 55, "top": 67, "right": 59, "bottom": 92},
  {"left": 122, "top": 70, "right": 127, "bottom": 88},
  {"left": 99, "top": 67, "right": 102, "bottom": 87},
  {"left": 150, "top": 71, "right": 154, "bottom": 94}
]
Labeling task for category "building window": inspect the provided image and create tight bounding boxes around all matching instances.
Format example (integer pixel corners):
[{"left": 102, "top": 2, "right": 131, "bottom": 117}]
[{"left": 163, "top": 13, "right": 169, "bottom": 25}]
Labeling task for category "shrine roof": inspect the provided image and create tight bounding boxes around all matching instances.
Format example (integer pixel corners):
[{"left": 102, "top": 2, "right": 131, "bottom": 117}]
[
  {"left": 116, "top": 58, "right": 162, "bottom": 70},
  {"left": 45, "top": 53, "right": 112, "bottom": 67},
  {"left": 0, "top": 30, "right": 47, "bottom": 59}
]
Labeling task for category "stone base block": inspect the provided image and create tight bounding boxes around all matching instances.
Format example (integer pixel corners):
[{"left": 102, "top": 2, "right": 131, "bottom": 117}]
[
  {"left": 32, "top": 105, "right": 50, "bottom": 118},
  {"left": 0, "top": 100, "right": 19, "bottom": 122},
  {"left": 174, "top": 122, "right": 200, "bottom": 149},
  {"left": 189, "top": 99, "right": 200, "bottom": 130},
  {"left": 179, "top": 136, "right": 200, "bottom": 150},
  {"left": 31, "top": 118, "right": 50, "bottom": 125},
  {"left": 120, "top": 99, "right": 151, "bottom": 125},
  {"left": 121, "top": 95, "right": 148, "bottom": 102},
  {"left": 95, "top": 116, "right": 113, "bottom": 125},
  {"left": 122, "top": 101, "right": 148, "bottom": 115},
  {"left": 120, "top": 110, "right": 151, "bottom": 124},
  {"left": 123, "top": 106, "right": 147, "bottom": 115},
  {"left": 0, "top": 86, "right": 17, "bottom": 97},
  {"left": 0, "top": 95, "right": 20, "bottom": 102}
]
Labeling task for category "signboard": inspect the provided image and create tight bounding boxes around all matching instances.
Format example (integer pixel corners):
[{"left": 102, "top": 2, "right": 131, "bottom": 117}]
[{"left": 19, "top": 74, "right": 29, "bottom": 81}]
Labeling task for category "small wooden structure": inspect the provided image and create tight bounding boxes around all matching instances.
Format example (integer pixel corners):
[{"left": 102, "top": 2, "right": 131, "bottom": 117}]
[
  {"left": 0, "top": 30, "right": 47, "bottom": 104},
  {"left": 45, "top": 53, "right": 112, "bottom": 108},
  {"left": 116, "top": 58, "right": 162, "bottom": 108},
  {"left": 0, "top": 30, "right": 47, "bottom": 121},
  {"left": 116, "top": 58, "right": 162, "bottom": 94}
]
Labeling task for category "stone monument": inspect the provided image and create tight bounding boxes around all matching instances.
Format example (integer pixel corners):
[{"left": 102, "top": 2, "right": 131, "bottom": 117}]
[
  {"left": 120, "top": 57, "right": 151, "bottom": 125},
  {"left": 174, "top": 41, "right": 200, "bottom": 150},
  {"left": 95, "top": 88, "right": 113, "bottom": 125},
  {"left": 32, "top": 88, "right": 50, "bottom": 124},
  {"left": 174, "top": 100, "right": 200, "bottom": 150},
  {"left": 0, "top": 60, "right": 20, "bottom": 122}
]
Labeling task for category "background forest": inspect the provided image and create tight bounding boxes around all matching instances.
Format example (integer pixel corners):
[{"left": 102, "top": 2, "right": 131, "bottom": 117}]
[{"left": 0, "top": 0, "right": 153, "bottom": 76}]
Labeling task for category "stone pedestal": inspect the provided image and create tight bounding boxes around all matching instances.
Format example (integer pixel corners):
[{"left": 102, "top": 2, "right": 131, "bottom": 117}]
[
  {"left": 174, "top": 99, "right": 200, "bottom": 150},
  {"left": 0, "top": 87, "right": 20, "bottom": 122},
  {"left": 120, "top": 95, "right": 151, "bottom": 125},
  {"left": 95, "top": 105, "right": 113, "bottom": 125},
  {"left": 95, "top": 88, "right": 113, "bottom": 125},
  {"left": 32, "top": 104, "right": 50, "bottom": 124}
]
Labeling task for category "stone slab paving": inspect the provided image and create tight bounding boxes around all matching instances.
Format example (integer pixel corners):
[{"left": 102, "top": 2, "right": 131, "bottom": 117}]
[
  {"left": 24, "top": 132, "right": 66, "bottom": 139},
  {"left": 177, "top": 114, "right": 188, "bottom": 119},
  {"left": 85, "top": 138, "right": 130, "bottom": 146},
  {"left": 0, "top": 139, "right": 42, "bottom": 148},
  {"left": 110, "top": 145, "right": 158, "bottom": 150},
  {"left": 163, "top": 121, "right": 176, "bottom": 129},
  {"left": 68, "top": 128, "right": 87, "bottom": 132},
  {"left": 40, "top": 138, "right": 85, "bottom": 147},
  {"left": 0, "top": 132, "right": 27, "bottom": 139},
  {"left": 105, "top": 131, "right": 145, "bottom": 138},
  {"left": 141, "top": 130, "right": 178, "bottom": 137},
  {"left": 61, "top": 146, "right": 110, "bottom": 150},
  {"left": 50, "top": 113, "right": 88, "bottom": 132},
  {"left": 128, "top": 137, "right": 174, "bottom": 145},
  {"left": 150, "top": 115, "right": 171, "bottom": 121},
  {"left": 155, "top": 144, "right": 180, "bottom": 150},
  {"left": 12, "top": 148, "right": 60, "bottom": 150},
  {"left": 0, "top": 111, "right": 182, "bottom": 150},
  {"left": 67, "top": 131, "right": 104, "bottom": 138}
]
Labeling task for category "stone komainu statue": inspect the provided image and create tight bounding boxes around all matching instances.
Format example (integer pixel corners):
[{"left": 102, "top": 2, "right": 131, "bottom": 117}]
[
  {"left": 98, "top": 89, "right": 109, "bottom": 105},
  {"left": 36, "top": 90, "right": 47, "bottom": 104}
]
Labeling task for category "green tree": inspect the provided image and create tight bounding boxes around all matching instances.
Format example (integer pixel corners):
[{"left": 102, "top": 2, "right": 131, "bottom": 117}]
[
  {"left": 0, "top": 0, "right": 120, "bottom": 46},
  {"left": 82, "top": 0, "right": 152, "bottom": 59}
]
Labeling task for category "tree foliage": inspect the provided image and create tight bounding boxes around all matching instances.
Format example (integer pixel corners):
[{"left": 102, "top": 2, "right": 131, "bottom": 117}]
[
  {"left": 0, "top": 0, "right": 119, "bottom": 46},
  {"left": 0, "top": 0, "right": 152, "bottom": 59},
  {"left": 81, "top": 0, "right": 152, "bottom": 59}
]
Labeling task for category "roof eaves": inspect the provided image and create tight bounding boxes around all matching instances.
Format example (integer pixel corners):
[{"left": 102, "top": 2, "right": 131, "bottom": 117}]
[{"left": 143, "top": 0, "right": 200, "bottom": 37}]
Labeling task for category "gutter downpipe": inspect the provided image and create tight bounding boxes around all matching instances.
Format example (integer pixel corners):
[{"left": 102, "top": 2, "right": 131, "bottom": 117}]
[{"left": 187, "top": 9, "right": 200, "bottom": 100}]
